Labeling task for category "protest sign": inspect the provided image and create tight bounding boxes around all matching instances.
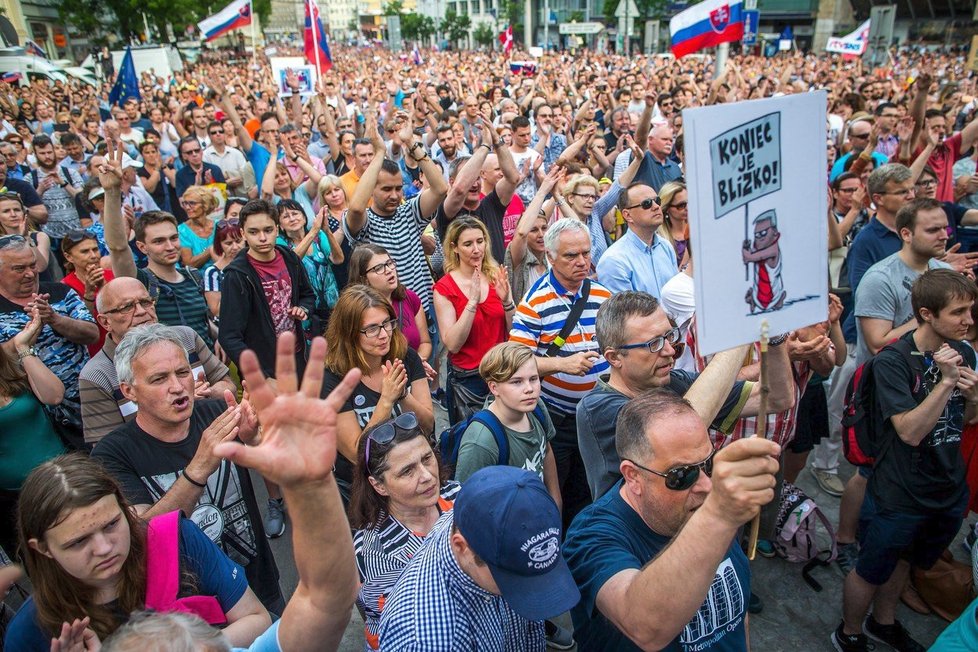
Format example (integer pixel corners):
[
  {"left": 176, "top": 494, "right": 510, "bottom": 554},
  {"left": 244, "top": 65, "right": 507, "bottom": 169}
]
[
  {"left": 269, "top": 57, "right": 316, "bottom": 97},
  {"left": 684, "top": 92, "right": 828, "bottom": 355}
]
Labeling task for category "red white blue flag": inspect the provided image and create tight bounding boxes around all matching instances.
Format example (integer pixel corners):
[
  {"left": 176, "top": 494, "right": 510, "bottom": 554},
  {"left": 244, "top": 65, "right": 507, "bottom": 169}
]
[
  {"left": 669, "top": 0, "right": 744, "bottom": 59},
  {"left": 197, "top": 0, "right": 252, "bottom": 42},
  {"left": 499, "top": 25, "right": 513, "bottom": 54},
  {"left": 304, "top": 0, "right": 333, "bottom": 72}
]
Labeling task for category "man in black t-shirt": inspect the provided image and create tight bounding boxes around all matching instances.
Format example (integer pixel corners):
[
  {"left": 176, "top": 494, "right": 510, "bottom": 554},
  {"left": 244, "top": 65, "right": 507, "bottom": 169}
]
[
  {"left": 834, "top": 269, "right": 978, "bottom": 652},
  {"left": 92, "top": 323, "right": 284, "bottom": 615},
  {"left": 435, "top": 115, "right": 519, "bottom": 264}
]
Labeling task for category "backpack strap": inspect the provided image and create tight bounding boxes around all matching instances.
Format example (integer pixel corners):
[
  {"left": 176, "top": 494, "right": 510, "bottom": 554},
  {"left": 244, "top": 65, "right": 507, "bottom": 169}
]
[
  {"left": 471, "top": 410, "right": 510, "bottom": 466},
  {"left": 546, "top": 279, "right": 590, "bottom": 357},
  {"left": 145, "top": 510, "right": 227, "bottom": 625}
]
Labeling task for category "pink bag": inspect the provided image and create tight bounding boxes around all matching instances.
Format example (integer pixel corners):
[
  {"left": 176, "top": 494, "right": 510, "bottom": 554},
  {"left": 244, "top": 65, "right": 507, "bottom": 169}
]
[{"left": 145, "top": 511, "right": 226, "bottom": 625}]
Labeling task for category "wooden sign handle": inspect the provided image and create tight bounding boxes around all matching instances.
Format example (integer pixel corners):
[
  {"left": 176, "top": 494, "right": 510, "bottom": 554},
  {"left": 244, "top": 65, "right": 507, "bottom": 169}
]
[{"left": 746, "top": 319, "right": 770, "bottom": 561}]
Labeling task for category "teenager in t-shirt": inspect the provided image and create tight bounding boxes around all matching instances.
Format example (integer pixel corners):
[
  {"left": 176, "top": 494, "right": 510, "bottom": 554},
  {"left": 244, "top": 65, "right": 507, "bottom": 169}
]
[{"left": 217, "top": 198, "right": 315, "bottom": 538}]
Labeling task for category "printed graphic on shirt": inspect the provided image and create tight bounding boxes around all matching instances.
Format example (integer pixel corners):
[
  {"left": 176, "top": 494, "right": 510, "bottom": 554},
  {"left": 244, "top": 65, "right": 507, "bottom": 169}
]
[
  {"left": 521, "top": 438, "right": 547, "bottom": 479},
  {"left": 680, "top": 558, "right": 745, "bottom": 650},
  {"left": 929, "top": 399, "right": 963, "bottom": 448},
  {"left": 141, "top": 461, "right": 258, "bottom": 568}
]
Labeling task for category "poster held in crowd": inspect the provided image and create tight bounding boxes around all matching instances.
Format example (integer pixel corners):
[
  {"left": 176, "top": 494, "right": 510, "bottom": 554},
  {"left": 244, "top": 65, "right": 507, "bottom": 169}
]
[
  {"left": 269, "top": 57, "right": 317, "bottom": 97},
  {"left": 684, "top": 92, "right": 828, "bottom": 356}
]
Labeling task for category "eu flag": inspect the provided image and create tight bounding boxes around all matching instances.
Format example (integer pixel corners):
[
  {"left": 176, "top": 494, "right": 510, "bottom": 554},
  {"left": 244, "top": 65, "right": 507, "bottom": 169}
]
[{"left": 109, "top": 47, "right": 141, "bottom": 106}]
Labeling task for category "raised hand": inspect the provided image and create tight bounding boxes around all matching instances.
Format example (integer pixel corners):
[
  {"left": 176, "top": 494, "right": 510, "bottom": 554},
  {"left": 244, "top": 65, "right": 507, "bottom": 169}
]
[
  {"left": 214, "top": 333, "right": 362, "bottom": 487},
  {"left": 379, "top": 359, "right": 407, "bottom": 403},
  {"left": 13, "top": 306, "right": 42, "bottom": 350},
  {"left": 466, "top": 268, "right": 483, "bottom": 306},
  {"left": 828, "top": 293, "right": 843, "bottom": 324},
  {"left": 95, "top": 138, "right": 124, "bottom": 191},
  {"left": 50, "top": 617, "right": 101, "bottom": 652},
  {"left": 933, "top": 343, "right": 963, "bottom": 387},
  {"left": 493, "top": 265, "right": 512, "bottom": 304}
]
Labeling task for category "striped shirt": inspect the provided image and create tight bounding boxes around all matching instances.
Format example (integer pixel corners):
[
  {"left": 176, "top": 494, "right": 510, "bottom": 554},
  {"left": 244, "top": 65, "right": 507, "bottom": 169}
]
[
  {"left": 78, "top": 325, "right": 229, "bottom": 444},
  {"left": 378, "top": 511, "right": 546, "bottom": 651},
  {"left": 509, "top": 272, "right": 611, "bottom": 416},
  {"left": 136, "top": 267, "right": 213, "bottom": 348},
  {"left": 343, "top": 197, "right": 435, "bottom": 312},
  {"left": 354, "top": 482, "right": 460, "bottom": 651}
]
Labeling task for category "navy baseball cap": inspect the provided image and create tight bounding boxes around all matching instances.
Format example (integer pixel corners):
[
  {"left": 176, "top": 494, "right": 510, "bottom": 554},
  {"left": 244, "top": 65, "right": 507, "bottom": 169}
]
[{"left": 454, "top": 466, "right": 580, "bottom": 621}]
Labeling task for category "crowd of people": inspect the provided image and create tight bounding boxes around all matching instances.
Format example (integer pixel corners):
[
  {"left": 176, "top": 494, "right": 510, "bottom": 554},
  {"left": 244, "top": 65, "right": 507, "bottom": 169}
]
[{"left": 0, "top": 38, "right": 977, "bottom": 651}]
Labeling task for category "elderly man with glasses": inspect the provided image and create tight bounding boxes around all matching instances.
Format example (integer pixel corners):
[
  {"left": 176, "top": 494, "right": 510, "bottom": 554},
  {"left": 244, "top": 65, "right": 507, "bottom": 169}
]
[
  {"left": 0, "top": 234, "right": 98, "bottom": 449},
  {"left": 175, "top": 136, "right": 226, "bottom": 198},
  {"left": 79, "top": 276, "right": 233, "bottom": 445}
]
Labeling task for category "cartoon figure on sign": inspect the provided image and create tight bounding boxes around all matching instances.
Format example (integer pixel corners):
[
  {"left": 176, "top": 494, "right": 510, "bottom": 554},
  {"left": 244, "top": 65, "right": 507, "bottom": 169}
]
[{"left": 742, "top": 209, "right": 785, "bottom": 313}]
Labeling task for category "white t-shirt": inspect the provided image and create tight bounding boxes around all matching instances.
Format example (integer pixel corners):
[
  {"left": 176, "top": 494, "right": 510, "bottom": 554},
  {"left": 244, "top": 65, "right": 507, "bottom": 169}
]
[{"left": 660, "top": 271, "right": 696, "bottom": 373}]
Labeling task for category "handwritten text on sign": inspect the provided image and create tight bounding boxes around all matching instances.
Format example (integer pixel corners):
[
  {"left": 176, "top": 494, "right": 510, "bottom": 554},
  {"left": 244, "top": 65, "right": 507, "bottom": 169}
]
[{"left": 709, "top": 112, "right": 782, "bottom": 217}]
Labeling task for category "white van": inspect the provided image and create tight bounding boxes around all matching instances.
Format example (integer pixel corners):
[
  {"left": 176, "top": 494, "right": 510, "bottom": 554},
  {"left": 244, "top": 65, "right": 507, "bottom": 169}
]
[{"left": 0, "top": 48, "right": 98, "bottom": 87}]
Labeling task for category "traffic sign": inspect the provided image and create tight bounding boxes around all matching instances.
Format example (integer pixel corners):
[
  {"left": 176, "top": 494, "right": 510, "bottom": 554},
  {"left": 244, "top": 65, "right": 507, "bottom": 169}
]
[
  {"left": 559, "top": 22, "right": 604, "bottom": 35},
  {"left": 742, "top": 10, "right": 759, "bottom": 46}
]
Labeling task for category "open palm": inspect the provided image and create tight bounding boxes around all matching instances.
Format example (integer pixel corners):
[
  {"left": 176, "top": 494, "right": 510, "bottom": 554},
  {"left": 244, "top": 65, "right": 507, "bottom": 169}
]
[{"left": 214, "top": 333, "right": 361, "bottom": 487}]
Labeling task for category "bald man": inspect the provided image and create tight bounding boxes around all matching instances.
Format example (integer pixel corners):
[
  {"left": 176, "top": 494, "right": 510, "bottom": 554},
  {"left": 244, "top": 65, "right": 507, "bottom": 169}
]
[{"left": 78, "top": 277, "right": 233, "bottom": 444}]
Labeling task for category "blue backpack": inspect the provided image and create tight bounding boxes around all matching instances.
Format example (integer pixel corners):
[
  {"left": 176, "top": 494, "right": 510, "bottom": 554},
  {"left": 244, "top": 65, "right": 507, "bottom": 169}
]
[{"left": 439, "top": 405, "right": 547, "bottom": 476}]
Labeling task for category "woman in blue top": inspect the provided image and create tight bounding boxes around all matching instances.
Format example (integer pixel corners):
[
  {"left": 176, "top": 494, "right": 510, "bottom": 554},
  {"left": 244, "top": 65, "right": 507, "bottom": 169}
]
[
  {"left": 4, "top": 454, "right": 271, "bottom": 651},
  {"left": 276, "top": 199, "right": 343, "bottom": 334},
  {"left": 177, "top": 185, "right": 218, "bottom": 270}
]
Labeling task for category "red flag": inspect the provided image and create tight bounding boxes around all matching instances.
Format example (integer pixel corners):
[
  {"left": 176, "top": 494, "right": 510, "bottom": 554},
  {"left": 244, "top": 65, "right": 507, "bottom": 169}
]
[
  {"left": 304, "top": 0, "right": 333, "bottom": 72},
  {"left": 499, "top": 25, "right": 513, "bottom": 54}
]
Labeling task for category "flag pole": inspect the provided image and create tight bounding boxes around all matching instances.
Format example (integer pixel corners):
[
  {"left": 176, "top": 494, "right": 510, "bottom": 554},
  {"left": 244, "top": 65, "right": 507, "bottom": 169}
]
[
  {"left": 309, "top": 0, "right": 323, "bottom": 80},
  {"left": 251, "top": 0, "right": 257, "bottom": 64}
]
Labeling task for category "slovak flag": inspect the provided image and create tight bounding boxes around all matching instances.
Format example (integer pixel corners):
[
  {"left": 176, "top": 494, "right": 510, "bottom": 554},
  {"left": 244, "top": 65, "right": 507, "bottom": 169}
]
[
  {"left": 499, "top": 25, "right": 513, "bottom": 54},
  {"left": 304, "top": 0, "right": 333, "bottom": 72},
  {"left": 412, "top": 44, "right": 424, "bottom": 66},
  {"left": 197, "top": 0, "right": 252, "bottom": 42},
  {"left": 24, "top": 40, "right": 47, "bottom": 59},
  {"left": 669, "top": 0, "right": 744, "bottom": 59}
]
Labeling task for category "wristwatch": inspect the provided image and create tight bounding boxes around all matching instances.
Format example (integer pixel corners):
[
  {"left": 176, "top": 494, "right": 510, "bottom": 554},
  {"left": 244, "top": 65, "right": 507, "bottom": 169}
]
[{"left": 17, "top": 346, "right": 36, "bottom": 362}]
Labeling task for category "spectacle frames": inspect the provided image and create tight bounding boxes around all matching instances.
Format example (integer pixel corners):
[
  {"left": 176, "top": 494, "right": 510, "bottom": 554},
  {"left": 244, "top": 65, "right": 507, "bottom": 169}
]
[
  {"left": 359, "top": 318, "right": 397, "bottom": 338},
  {"left": 625, "top": 197, "right": 661, "bottom": 210},
  {"left": 572, "top": 192, "right": 597, "bottom": 201},
  {"left": 181, "top": 200, "right": 201, "bottom": 208},
  {"left": 626, "top": 448, "right": 716, "bottom": 491},
  {"left": 102, "top": 297, "right": 156, "bottom": 315},
  {"left": 183, "top": 148, "right": 202, "bottom": 155},
  {"left": 836, "top": 187, "right": 859, "bottom": 194},
  {"left": 915, "top": 179, "right": 937, "bottom": 189},
  {"left": 618, "top": 326, "right": 684, "bottom": 356},
  {"left": 365, "top": 412, "right": 419, "bottom": 465},
  {"left": 366, "top": 259, "right": 396, "bottom": 275},
  {"left": 64, "top": 229, "right": 95, "bottom": 243}
]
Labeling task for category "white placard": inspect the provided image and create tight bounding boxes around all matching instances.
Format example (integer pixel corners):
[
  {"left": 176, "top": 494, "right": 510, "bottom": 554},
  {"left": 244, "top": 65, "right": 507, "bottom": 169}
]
[
  {"left": 685, "top": 92, "right": 828, "bottom": 355},
  {"left": 269, "top": 57, "right": 316, "bottom": 97}
]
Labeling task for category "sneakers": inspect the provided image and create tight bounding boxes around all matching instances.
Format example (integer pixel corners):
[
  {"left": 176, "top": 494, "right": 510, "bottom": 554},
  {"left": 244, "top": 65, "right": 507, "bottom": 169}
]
[
  {"left": 962, "top": 521, "right": 977, "bottom": 555},
  {"left": 812, "top": 469, "right": 845, "bottom": 497},
  {"left": 544, "top": 619, "right": 574, "bottom": 650},
  {"left": 831, "top": 622, "right": 873, "bottom": 652},
  {"left": 863, "top": 615, "right": 924, "bottom": 652},
  {"left": 755, "top": 539, "right": 776, "bottom": 558},
  {"left": 837, "top": 541, "right": 859, "bottom": 576},
  {"left": 264, "top": 498, "right": 287, "bottom": 538}
]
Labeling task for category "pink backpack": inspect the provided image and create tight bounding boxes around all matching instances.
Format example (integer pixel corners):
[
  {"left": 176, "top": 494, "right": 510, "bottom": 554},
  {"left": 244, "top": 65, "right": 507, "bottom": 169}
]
[{"left": 145, "top": 511, "right": 226, "bottom": 625}]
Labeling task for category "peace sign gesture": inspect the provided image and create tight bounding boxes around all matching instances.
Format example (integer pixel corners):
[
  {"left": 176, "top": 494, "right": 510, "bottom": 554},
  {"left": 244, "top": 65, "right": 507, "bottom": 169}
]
[
  {"left": 214, "top": 332, "right": 362, "bottom": 488},
  {"left": 95, "top": 138, "right": 124, "bottom": 191}
]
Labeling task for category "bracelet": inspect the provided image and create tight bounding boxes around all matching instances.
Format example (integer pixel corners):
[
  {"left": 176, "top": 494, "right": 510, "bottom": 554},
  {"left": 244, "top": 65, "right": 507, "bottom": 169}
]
[
  {"left": 183, "top": 470, "right": 207, "bottom": 488},
  {"left": 480, "top": 143, "right": 492, "bottom": 153},
  {"left": 465, "top": 303, "right": 478, "bottom": 313},
  {"left": 503, "top": 302, "right": 516, "bottom": 311},
  {"left": 768, "top": 333, "right": 789, "bottom": 347}
]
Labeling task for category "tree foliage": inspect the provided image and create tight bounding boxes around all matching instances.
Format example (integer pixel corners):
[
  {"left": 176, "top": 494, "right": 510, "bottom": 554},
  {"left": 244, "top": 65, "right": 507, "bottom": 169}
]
[
  {"left": 402, "top": 14, "right": 437, "bottom": 42},
  {"left": 473, "top": 23, "right": 495, "bottom": 48},
  {"left": 382, "top": 0, "right": 404, "bottom": 16},
  {"left": 440, "top": 9, "right": 471, "bottom": 45}
]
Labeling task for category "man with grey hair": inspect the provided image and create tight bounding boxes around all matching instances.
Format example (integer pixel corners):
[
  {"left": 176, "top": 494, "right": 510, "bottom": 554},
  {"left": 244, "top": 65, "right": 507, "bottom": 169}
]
[
  {"left": 0, "top": 234, "right": 98, "bottom": 449},
  {"left": 101, "top": 331, "right": 361, "bottom": 652},
  {"left": 79, "top": 277, "right": 233, "bottom": 444},
  {"left": 93, "top": 322, "right": 285, "bottom": 614},
  {"left": 578, "top": 290, "right": 795, "bottom": 500},
  {"left": 510, "top": 217, "right": 612, "bottom": 529}
]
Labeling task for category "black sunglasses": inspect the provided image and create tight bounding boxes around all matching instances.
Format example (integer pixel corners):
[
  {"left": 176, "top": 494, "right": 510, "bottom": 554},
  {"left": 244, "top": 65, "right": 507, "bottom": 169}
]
[
  {"left": 0, "top": 234, "right": 26, "bottom": 249},
  {"left": 627, "top": 448, "right": 717, "bottom": 491},
  {"left": 625, "top": 197, "right": 662, "bottom": 210},
  {"left": 365, "top": 412, "right": 419, "bottom": 465},
  {"left": 65, "top": 228, "right": 95, "bottom": 243}
]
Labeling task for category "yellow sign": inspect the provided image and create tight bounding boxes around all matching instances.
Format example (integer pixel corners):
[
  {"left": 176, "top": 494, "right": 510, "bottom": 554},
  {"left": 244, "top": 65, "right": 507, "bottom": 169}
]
[{"left": 969, "top": 36, "right": 978, "bottom": 72}]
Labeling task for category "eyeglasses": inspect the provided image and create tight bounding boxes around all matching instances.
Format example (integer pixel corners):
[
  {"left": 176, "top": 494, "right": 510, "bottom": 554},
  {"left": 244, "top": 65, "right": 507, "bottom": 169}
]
[
  {"left": 618, "top": 326, "right": 684, "bottom": 356},
  {"left": 0, "top": 234, "right": 26, "bottom": 249},
  {"left": 625, "top": 197, "right": 661, "bottom": 210},
  {"left": 836, "top": 187, "right": 859, "bottom": 194},
  {"left": 365, "top": 412, "right": 419, "bottom": 465},
  {"left": 671, "top": 201, "right": 688, "bottom": 210},
  {"left": 366, "top": 259, "right": 396, "bottom": 275},
  {"left": 625, "top": 448, "right": 716, "bottom": 491},
  {"left": 102, "top": 297, "right": 156, "bottom": 315},
  {"left": 915, "top": 179, "right": 937, "bottom": 189},
  {"left": 182, "top": 148, "right": 202, "bottom": 155},
  {"left": 878, "top": 186, "right": 916, "bottom": 197},
  {"left": 572, "top": 192, "right": 597, "bottom": 201},
  {"left": 217, "top": 218, "right": 240, "bottom": 227},
  {"left": 181, "top": 200, "right": 201, "bottom": 207},
  {"left": 359, "top": 318, "right": 397, "bottom": 338}
]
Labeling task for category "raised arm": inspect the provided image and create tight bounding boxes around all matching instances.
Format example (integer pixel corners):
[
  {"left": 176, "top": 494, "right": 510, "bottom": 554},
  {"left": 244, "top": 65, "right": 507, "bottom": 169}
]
[
  {"left": 219, "top": 90, "right": 255, "bottom": 154},
  {"left": 413, "top": 139, "right": 449, "bottom": 218},
  {"left": 345, "top": 118, "right": 386, "bottom": 235},
  {"left": 634, "top": 88, "right": 657, "bottom": 150},
  {"left": 96, "top": 140, "right": 138, "bottom": 279},
  {"left": 491, "top": 117, "right": 520, "bottom": 204},
  {"left": 909, "top": 72, "right": 931, "bottom": 150},
  {"left": 444, "top": 142, "right": 490, "bottom": 218},
  {"left": 510, "top": 166, "right": 561, "bottom": 269}
]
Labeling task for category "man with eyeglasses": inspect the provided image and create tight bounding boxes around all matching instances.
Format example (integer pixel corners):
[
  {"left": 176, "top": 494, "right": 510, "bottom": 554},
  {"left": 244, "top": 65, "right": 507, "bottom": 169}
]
[
  {"left": 79, "top": 276, "right": 232, "bottom": 445},
  {"left": 873, "top": 103, "right": 901, "bottom": 159},
  {"left": 531, "top": 104, "right": 567, "bottom": 170},
  {"left": 175, "top": 136, "right": 225, "bottom": 199},
  {"left": 0, "top": 234, "right": 98, "bottom": 449},
  {"left": 596, "top": 184, "right": 679, "bottom": 298},
  {"left": 203, "top": 120, "right": 248, "bottom": 196},
  {"left": 830, "top": 119, "right": 888, "bottom": 182},
  {"left": 564, "top": 390, "right": 780, "bottom": 652},
  {"left": 577, "top": 290, "right": 794, "bottom": 500}
]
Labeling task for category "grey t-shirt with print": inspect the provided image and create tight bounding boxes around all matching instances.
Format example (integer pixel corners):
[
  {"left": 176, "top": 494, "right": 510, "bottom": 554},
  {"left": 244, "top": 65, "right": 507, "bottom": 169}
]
[{"left": 454, "top": 398, "right": 556, "bottom": 482}]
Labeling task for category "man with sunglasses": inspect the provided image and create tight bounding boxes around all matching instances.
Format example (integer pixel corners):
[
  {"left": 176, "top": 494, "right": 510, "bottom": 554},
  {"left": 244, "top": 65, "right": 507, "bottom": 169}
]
[
  {"left": 578, "top": 290, "right": 795, "bottom": 500},
  {"left": 79, "top": 276, "right": 232, "bottom": 445},
  {"left": 175, "top": 136, "right": 225, "bottom": 199},
  {"left": 564, "top": 390, "right": 781, "bottom": 652},
  {"left": 830, "top": 119, "right": 887, "bottom": 182},
  {"left": 596, "top": 184, "right": 679, "bottom": 298},
  {"left": 203, "top": 120, "right": 248, "bottom": 195}
]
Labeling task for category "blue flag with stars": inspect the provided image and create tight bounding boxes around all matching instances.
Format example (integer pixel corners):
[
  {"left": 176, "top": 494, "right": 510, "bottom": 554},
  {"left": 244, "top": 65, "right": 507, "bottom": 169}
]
[{"left": 109, "top": 47, "right": 140, "bottom": 106}]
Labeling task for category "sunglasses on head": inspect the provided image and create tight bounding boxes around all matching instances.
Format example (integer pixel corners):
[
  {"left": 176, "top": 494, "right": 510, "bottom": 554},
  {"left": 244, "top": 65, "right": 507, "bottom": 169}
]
[
  {"left": 365, "top": 412, "right": 419, "bottom": 466},
  {"left": 626, "top": 197, "right": 661, "bottom": 210},
  {"left": 65, "top": 228, "right": 95, "bottom": 243},
  {"left": 627, "top": 447, "right": 717, "bottom": 491}
]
